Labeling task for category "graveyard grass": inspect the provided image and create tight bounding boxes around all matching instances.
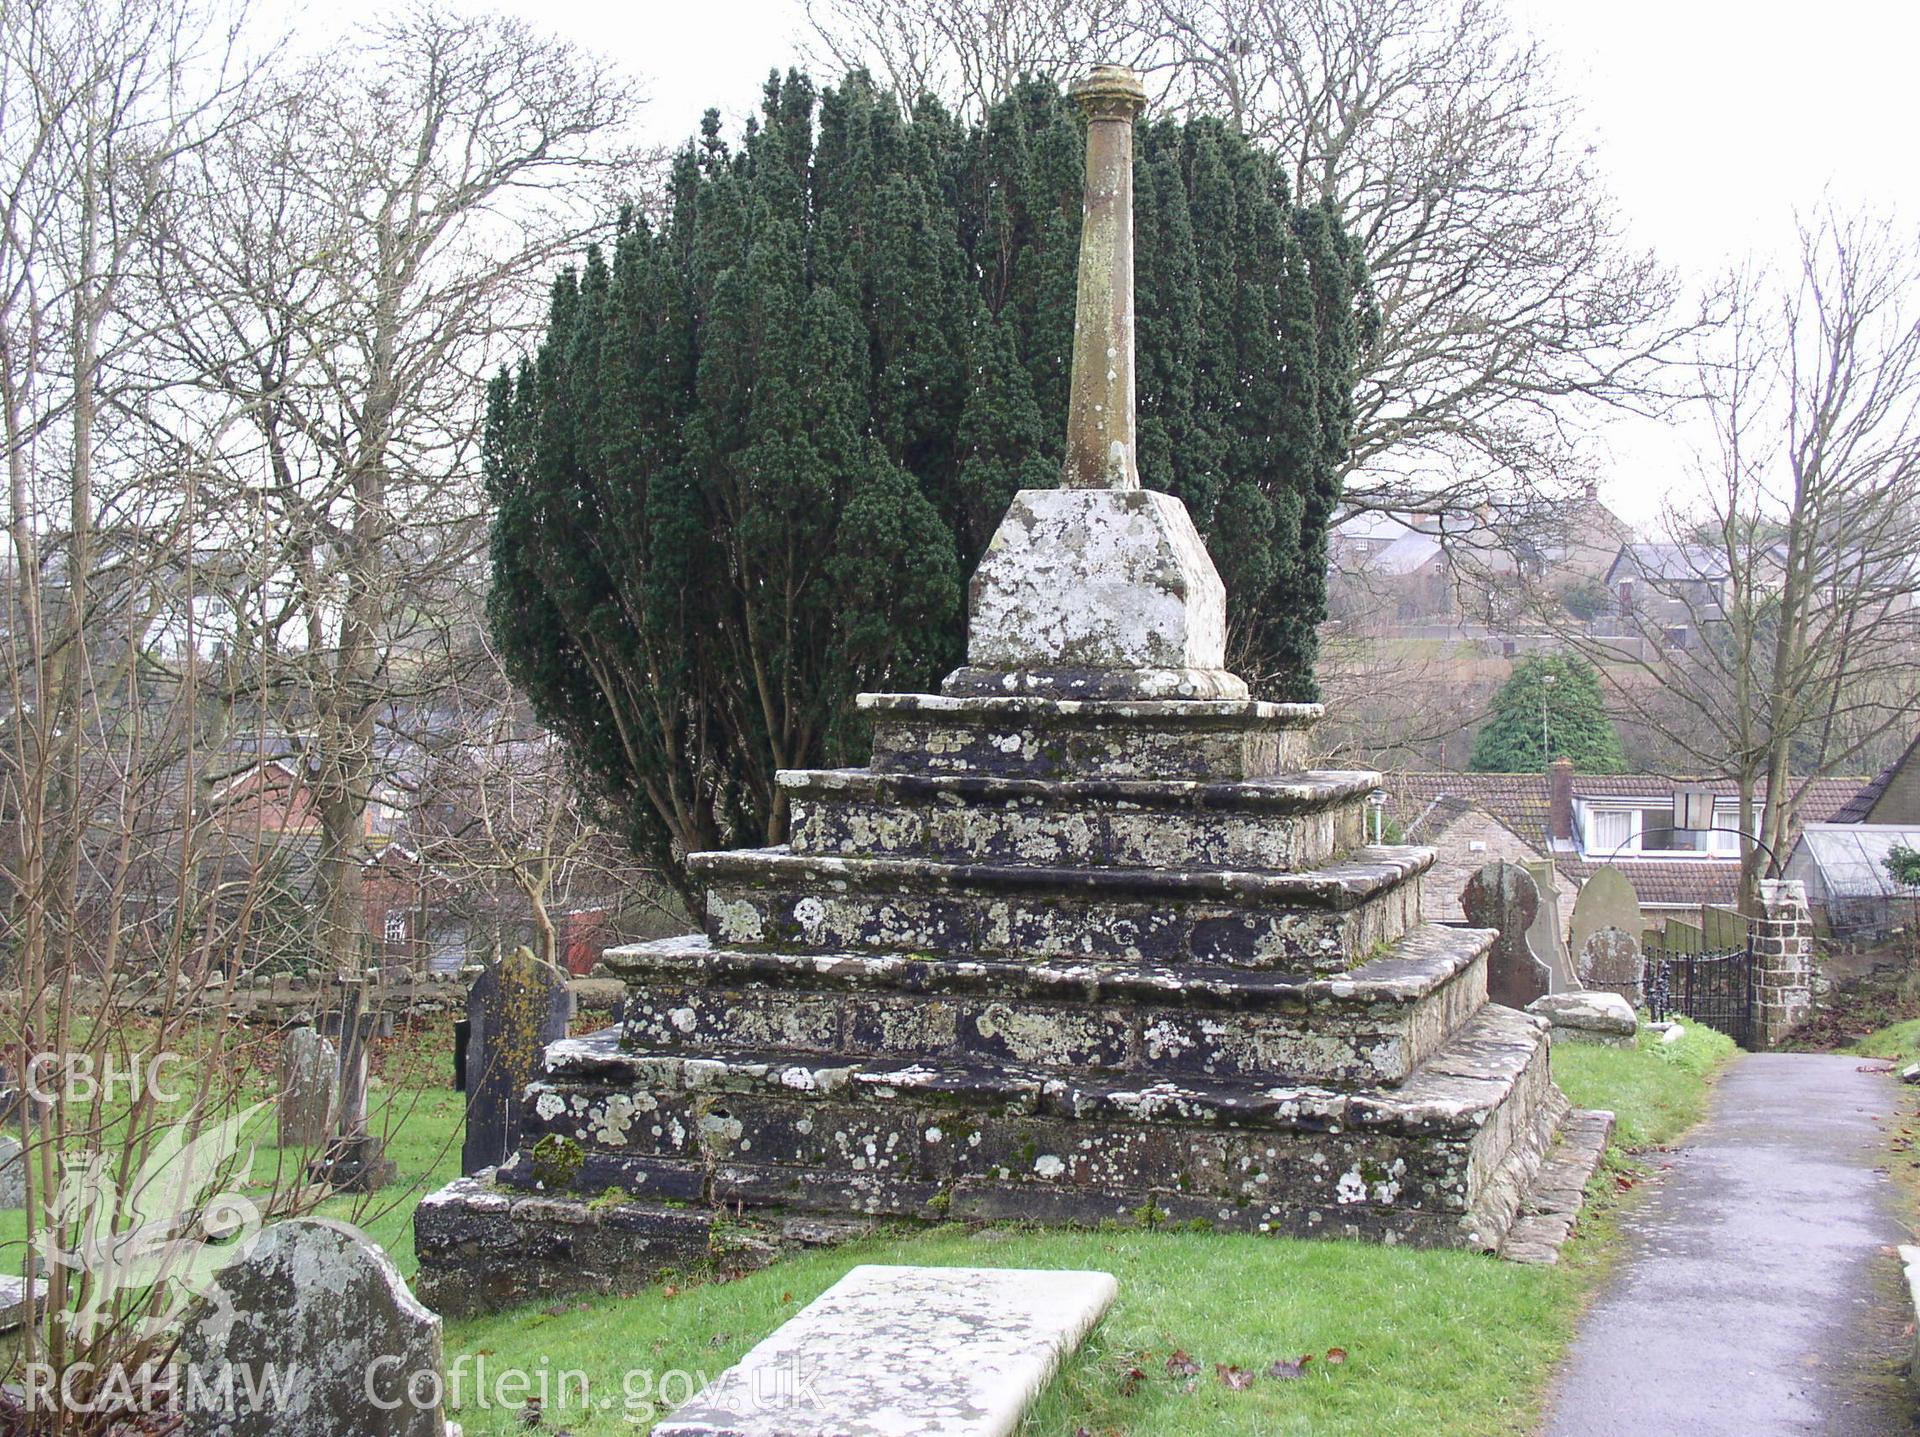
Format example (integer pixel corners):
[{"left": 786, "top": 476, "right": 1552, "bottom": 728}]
[{"left": 436, "top": 1023, "right": 1733, "bottom": 1437}]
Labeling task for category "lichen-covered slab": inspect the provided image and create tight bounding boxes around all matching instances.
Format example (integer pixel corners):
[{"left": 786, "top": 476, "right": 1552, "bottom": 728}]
[
  {"left": 652, "top": 1264, "right": 1116, "bottom": 1437},
  {"left": 859, "top": 692, "right": 1316, "bottom": 780}
]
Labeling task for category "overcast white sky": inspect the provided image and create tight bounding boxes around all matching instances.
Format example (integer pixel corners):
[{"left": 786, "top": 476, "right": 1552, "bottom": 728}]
[{"left": 308, "top": 0, "right": 1920, "bottom": 523}]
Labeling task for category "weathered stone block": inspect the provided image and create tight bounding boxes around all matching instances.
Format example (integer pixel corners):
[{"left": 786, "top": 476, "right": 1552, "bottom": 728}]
[
  {"left": 862, "top": 694, "right": 1314, "bottom": 781},
  {"left": 1527, "top": 990, "right": 1638, "bottom": 1047},
  {"left": 951, "top": 488, "right": 1244, "bottom": 699}
]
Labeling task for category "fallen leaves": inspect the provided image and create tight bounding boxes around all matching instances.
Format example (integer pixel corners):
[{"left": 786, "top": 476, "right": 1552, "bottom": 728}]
[{"left": 1116, "top": 1344, "right": 1350, "bottom": 1397}]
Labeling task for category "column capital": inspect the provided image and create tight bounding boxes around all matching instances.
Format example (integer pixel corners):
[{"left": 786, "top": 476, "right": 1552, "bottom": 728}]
[{"left": 1069, "top": 65, "right": 1147, "bottom": 122}]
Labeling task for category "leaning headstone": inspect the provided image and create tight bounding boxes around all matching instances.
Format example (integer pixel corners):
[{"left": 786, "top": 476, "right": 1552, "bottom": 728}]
[
  {"left": 277, "top": 1026, "right": 337, "bottom": 1148},
  {"left": 462, "top": 947, "right": 571, "bottom": 1177},
  {"left": 311, "top": 978, "right": 395, "bottom": 1192},
  {"left": 1569, "top": 865, "right": 1645, "bottom": 964},
  {"left": 0, "top": 1135, "right": 24, "bottom": 1209},
  {"left": 1579, "top": 925, "right": 1645, "bottom": 1008},
  {"left": 1462, "top": 860, "right": 1552, "bottom": 1009},
  {"left": 178, "top": 1218, "right": 459, "bottom": 1437},
  {"left": 1522, "top": 858, "right": 1575, "bottom": 991}
]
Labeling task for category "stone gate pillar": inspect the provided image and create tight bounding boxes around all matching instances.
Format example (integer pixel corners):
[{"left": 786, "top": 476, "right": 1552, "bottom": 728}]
[{"left": 1753, "top": 879, "right": 1813, "bottom": 1048}]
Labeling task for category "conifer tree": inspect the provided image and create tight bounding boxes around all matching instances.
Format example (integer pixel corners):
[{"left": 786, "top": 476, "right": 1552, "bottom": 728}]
[
  {"left": 487, "top": 71, "right": 1369, "bottom": 893},
  {"left": 1470, "top": 655, "right": 1629, "bottom": 775}
]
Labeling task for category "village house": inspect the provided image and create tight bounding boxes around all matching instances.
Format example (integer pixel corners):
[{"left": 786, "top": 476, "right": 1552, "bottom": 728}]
[{"left": 1382, "top": 758, "right": 1860, "bottom": 936}]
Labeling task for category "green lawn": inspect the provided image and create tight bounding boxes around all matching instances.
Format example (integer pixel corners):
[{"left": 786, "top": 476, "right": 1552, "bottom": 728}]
[{"left": 2, "top": 1021, "right": 1735, "bottom": 1436}]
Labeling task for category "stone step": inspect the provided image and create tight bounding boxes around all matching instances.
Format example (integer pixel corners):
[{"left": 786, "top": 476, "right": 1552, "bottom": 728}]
[
  {"left": 692, "top": 845, "right": 1432, "bottom": 972},
  {"left": 511, "top": 1006, "right": 1556, "bottom": 1244},
  {"left": 602, "top": 924, "right": 1492, "bottom": 1087},
  {"left": 781, "top": 766, "right": 1376, "bottom": 871},
  {"left": 860, "top": 692, "right": 1318, "bottom": 780},
  {"left": 652, "top": 1264, "right": 1116, "bottom": 1437}
]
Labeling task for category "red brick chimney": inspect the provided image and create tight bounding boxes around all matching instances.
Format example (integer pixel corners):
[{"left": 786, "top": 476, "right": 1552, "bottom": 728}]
[{"left": 1549, "top": 756, "right": 1576, "bottom": 846}]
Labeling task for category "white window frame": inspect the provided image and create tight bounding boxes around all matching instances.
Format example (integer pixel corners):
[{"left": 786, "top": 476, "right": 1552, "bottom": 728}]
[
  {"left": 383, "top": 909, "right": 407, "bottom": 944},
  {"left": 1577, "top": 797, "right": 1759, "bottom": 859}
]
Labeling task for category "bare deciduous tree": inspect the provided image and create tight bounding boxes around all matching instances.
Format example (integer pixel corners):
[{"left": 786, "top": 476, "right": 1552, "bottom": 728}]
[
  {"left": 1544, "top": 209, "right": 1920, "bottom": 908},
  {"left": 800, "top": 0, "right": 1702, "bottom": 513},
  {"left": 153, "top": 5, "right": 648, "bottom": 976}
]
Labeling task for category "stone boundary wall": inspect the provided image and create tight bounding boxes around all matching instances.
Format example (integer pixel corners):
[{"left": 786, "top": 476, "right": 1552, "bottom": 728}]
[{"left": 1753, "top": 879, "right": 1814, "bottom": 1049}]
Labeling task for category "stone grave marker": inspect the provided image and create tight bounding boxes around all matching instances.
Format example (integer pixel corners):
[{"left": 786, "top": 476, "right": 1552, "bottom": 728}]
[
  {"left": 1569, "top": 865, "right": 1645, "bottom": 965},
  {"left": 462, "top": 947, "right": 571, "bottom": 1177},
  {"left": 1523, "top": 858, "right": 1575, "bottom": 991},
  {"left": 311, "top": 979, "right": 395, "bottom": 1192},
  {"left": 277, "top": 1026, "right": 337, "bottom": 1148},
  {"left": 1462, "top": 860, "right": 1552, "bottom": 1009},
  {"left": 178, "top": 1218, "right": 458, "bottom": 1437},
  {"left": 0, "top": 1135, "right": 24, "bottom": 1209},
  {"left": 653, "top": 1264, "right": 1116, "bottom": 1437},
  {"left": 1579, "top": 926, "right": 1645, "bottom": 1008}
]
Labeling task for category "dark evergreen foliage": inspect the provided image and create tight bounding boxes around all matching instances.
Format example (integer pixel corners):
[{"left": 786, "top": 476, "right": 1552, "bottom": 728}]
[
  {"left": 487, "top": 72, "right": 1370, "bottom": 894},
  {"left": 1470, "top": 655, "right": 1629, "bottom": 775}
]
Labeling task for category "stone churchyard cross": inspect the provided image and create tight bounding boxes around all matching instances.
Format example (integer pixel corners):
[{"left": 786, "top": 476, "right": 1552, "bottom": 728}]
[
  {"left": 943, "top": 65, "right": 1245, "bottom": 704},
  {"left": 414, "top": 60, "right": 1610, "bottom": 1336}
]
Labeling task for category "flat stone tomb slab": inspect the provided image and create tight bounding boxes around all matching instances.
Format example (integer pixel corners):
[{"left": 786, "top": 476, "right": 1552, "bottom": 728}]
[
  {"left": 781, "top": 767, "right": 1378, "bottom": 871},
  {"left": 860, "top": 692, "right": 1320, "bottom": 781},
  {"left": 652, "top": 1263, "right": 1116, "bottom": 1437}
]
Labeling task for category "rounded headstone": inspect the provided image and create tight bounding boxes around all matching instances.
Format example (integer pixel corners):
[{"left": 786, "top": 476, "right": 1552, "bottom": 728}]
[{"left": 178, "top": 1218, "right": 455, "bottom": 1437}]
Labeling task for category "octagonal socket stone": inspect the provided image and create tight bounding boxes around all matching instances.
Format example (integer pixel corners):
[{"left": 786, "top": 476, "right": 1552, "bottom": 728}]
[{"left": 949, "top": 487, "right": 1247, "bottom": 700}]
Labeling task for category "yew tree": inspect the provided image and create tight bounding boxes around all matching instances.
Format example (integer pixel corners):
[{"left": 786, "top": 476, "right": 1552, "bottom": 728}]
[{"left": 487, "top": 71, "right": 1369, "bottom": 897}]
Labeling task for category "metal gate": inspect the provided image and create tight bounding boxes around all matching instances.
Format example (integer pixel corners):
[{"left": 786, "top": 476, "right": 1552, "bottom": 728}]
[{"left": 1644, "top": 938, "right": 1756, "bottom": 1048}]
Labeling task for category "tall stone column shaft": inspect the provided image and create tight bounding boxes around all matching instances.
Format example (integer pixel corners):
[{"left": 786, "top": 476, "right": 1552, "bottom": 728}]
[{"left": 1062, "top": 66, "right": 1147, "bottom": 491}]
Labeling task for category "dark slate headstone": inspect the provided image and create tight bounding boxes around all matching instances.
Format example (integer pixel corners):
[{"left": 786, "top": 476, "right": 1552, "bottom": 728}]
[
  {"left": 1579, "top": 925, "right": 1646, "bottom": 1008},
  {"left": 462, "top": 947, "right": 570, "bottom": 1177},
  {"left": 452, "top": 1017, "right": 470, "bottom": 1093},
  {"left": 276, "top": 1027, "right": 337, "bottom": 1148},
  {"left": 178, "top": 1218, "right": 456, "bottom": 1437},
  {"left": 1462, "top": 860, "right": 1552, "bottom": 1009}
]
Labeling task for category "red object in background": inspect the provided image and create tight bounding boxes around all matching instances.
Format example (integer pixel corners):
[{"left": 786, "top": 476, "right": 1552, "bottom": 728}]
[{"left": 559, "top": 907, "right": 611, "bottom": 975}]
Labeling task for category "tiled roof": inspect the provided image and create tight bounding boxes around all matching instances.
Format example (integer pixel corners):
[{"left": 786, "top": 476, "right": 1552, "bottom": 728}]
[{"left": 1383, "top": 770, "right": 1862, "bottom": 910}]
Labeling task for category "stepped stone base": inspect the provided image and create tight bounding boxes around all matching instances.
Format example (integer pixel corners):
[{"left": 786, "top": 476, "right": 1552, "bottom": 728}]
[{"left": 415, "top": 690, "right": 1599, "bottom": 1314}]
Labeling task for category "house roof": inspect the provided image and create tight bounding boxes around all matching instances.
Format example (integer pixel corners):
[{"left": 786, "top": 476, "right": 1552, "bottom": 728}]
[
  {"left": 1605, "top": 542, "right": 1730, "bottom": 586},
  {"left": 1381, "top": 770, "right": 1862, "bottom": 909},
  {"left": 1832, "top": 730, "right": 1920, "bottom": 823}
]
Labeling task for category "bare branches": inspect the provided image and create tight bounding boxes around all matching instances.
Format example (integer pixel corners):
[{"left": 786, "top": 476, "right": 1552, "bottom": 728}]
[
  {"left": 1538, "top": 206, "right": 1920, "bottom": 905},
  {"left": 799, "top": 0, "right": 1700, "bottom": 512}
]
